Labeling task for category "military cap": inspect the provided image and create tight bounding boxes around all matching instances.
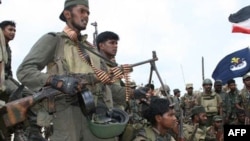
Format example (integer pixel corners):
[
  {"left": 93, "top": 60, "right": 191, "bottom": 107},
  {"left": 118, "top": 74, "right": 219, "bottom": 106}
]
[
  {"left": 236, "top": 108, "right": 246, "bottom": 116},
  {"left": 214, "top": 80, "right": 222, "bottom": 86},
  {"left": 213, "top": 115, "right": 222, "bottom": 122},
  {"left": 173, "top": 89, "right": 180, "bottom": 94},
  {"left": 191, "top": 106, "right": 206, "bottom": 116},
  {"left": 243, "top": 72, "right": 250, "bottom": 80},
  {"left": 186, "top": 83, "right": 193, "bottom": 89},
  {"left": 60, "top": 0, "right": 89, "bottom": 21}
]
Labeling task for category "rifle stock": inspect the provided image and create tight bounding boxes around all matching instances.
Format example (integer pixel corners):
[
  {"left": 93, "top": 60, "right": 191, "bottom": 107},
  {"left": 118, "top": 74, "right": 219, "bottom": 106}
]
[
  {"left": 2, "top": 96, "right": 34, "bottom": 127},
  {"left": 0, "top": 87, "right": 60, "bottom": 127}
]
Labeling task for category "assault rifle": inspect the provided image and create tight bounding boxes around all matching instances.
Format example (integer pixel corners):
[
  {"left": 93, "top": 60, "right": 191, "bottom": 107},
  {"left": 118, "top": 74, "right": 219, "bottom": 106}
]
[
  {"left": 0, "top": 87, "right": 61, "bottom": 128},
  {"left": 178, "top": 109, "right": 185, "bottom": 141}
]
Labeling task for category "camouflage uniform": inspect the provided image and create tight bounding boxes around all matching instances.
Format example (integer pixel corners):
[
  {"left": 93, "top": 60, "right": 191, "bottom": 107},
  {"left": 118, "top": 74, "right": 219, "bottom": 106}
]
[
  {"left": 206, "top": 115, "right": 223, "bottom": 141},
  {"left": 227, "top": 89, "right": 240, "bottom": 123},
  {"left": 180, "top": 93, "right": 197, "bottom": 118},
  {"left": 172, "top": 89, "right": 181, "bottom": 119},
  {"left": 213, "top": 80, "right": 231, "bottom": 123},
  {"left": 216, "top": 91, "right": 230, "bottom": 121},
  {"left": 237, "top": 87, "right": 250, "bottom": 115},
  {"left": 180, "top": 84, "right": 197, "bottom": 123},
  {"left": 237, "top": 72, "right": 250, "bottom": 117},
  {"left": 183, "top": 106, "right": 207, "bottom": 141},
  {"left": 133, "top": 127, "right": 176, "bottom": 141},
  {"left": 121, "top": 83, "right": 148, "bottom": 141}
]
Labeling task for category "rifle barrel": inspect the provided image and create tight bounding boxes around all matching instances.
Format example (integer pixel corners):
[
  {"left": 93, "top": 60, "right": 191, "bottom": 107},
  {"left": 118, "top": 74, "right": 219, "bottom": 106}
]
[{"left": 130, "top": 58, "right": 158, "bottom": 68}]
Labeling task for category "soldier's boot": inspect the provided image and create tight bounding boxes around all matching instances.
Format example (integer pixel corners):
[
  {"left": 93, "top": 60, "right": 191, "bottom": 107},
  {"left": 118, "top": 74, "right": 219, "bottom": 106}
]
[{"left": 13, "top": 123, "right": 28, "bottom": 141}]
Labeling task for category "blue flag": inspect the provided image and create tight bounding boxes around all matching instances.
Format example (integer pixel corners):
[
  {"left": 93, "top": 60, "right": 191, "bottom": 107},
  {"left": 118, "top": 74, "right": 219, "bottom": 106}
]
[{"left": 212, "top": 47, "right": 250, "bottom": 84}]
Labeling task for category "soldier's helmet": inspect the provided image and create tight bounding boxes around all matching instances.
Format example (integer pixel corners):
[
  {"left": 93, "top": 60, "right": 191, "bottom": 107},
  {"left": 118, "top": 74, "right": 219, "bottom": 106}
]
[
  {"left": 88, "top": 107, "right": 129, "bottom": 139},
  {"left": 159, "top": 84, "right": 170, "bottom": 92},
  {"left": 129, "top": 80, "right": 137, "bottom": 88},
  {"left": 202, "top": 78, "right": 212, "bottom": 85}
]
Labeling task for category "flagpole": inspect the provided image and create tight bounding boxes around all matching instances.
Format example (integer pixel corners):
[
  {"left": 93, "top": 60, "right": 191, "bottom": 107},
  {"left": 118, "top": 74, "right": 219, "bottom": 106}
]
[
  {"left": 180, "top": 64, "right": 186, "bottom": 85},
  {"left": 202, "top": 56, "right": 205, "bottom": 81}
]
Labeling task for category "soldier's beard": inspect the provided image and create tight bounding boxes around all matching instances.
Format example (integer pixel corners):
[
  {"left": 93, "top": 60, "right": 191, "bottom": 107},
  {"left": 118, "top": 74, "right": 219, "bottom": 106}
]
[{"left": 198, "top": 119, "right": 206, "bottom": 126}]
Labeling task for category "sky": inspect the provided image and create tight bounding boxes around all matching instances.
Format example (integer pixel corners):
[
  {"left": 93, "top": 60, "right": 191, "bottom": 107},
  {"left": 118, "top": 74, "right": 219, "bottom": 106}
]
[{"left": 1, "top": 0, "right": 250, "bottom": 95}]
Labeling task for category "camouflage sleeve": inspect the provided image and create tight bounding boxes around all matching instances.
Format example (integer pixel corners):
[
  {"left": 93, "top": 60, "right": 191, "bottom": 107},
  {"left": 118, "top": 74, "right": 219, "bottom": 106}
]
[
  {"left": 132, "top": 128, "right": 147, "bottom": 141},
  {"left": 225, "top": 94, "right": 231, "bottom": 117},
  {"left": 180, "top": 96, "right": 185, "bottom": 108},
  {"left": 235, "top": 92, "right": 242, "bottom": 104},
  {"left": 109, "top": 83, "right": 126, "bottom": 108},
  {"left": 16, "top": 33, "right": 58, "bottom": 91},
  {"left": 183, "top": 124, "right": 193, "bottom": 141}
]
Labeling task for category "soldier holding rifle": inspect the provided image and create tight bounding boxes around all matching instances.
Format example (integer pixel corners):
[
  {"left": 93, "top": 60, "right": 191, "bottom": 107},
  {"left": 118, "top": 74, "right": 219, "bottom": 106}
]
[
  {"left": 16, "top": 0, "right": 133, "bottom": 140},
  {"left": 183, "top": 106, "right": 208, "bottom": 141}
]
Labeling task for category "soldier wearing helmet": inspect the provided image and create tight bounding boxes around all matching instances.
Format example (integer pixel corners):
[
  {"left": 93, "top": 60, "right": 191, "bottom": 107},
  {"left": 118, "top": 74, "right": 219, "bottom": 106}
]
[
  {"left": 195, "top": 78, "right": 222, "bottom": 126},
  {"left": 159, "top": 84, "right": 170, "bottom": 97}
]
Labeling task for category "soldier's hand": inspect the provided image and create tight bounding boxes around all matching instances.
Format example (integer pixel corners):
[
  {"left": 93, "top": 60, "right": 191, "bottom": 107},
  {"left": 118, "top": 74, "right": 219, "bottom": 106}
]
[{"left": 47, "top": 74, "right": 82, "bottom": 95}]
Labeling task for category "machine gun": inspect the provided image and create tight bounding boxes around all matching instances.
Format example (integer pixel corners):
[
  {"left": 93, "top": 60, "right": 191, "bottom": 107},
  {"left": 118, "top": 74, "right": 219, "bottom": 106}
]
[{"left": 0, "top": 51, "right": 158, "bottom": 128}]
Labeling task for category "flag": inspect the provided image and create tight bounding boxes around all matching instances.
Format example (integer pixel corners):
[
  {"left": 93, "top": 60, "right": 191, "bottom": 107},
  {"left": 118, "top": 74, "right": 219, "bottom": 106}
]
[
  {"left": 228, "top": 5, "right": 250, "bottom": 34},
  {"left": 212, "top": 47, "right": 250, "bottom": 84}
]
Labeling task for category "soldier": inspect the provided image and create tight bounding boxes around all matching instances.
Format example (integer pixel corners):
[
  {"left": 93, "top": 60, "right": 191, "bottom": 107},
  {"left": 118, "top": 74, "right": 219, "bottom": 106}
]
[
  {"left": 16, "top": 0, "right": 129, "bottom": 140},
  {"left": 237, "top": 72, "right": 250, "bottom": 118},
  {"left": 195, "top": 78, "right": 222, "bottom": 126},
  {"left": 227, "top": 79, "right": 240, "bottom": 124},
  {"left": 230, "top": 109, "right": 250, "bottom": 125},
  {"left": 183, "top": 105, "right": 208, "bottom": 141},
  {"left": 0, "top": 20, "right": 35, "bottom": 141},
  {"left": 213, "top": 79, "right": 230, "bottom": 124},
  {"left": 206, "top": 115, "right": 224, "bottom": 141},
  {"left": 159, "top": 84, "right": 170, "bottom": 98},
  {"left": 172, "top": 88, "right": 181, "bottom": 119},
  {"left": 180, "top": 83, "right": 197, "bottom": 123},
  {"left": 96, "top": 31, "right": 126, "bottom": 110},
  {"left": 145, "top": 83, "right": 155, "bottom": 97},
  {"left": 121, "top": 82, "right": 149, "bottom": 141},
  {"left": 133, "top": 98, "right": 177, "bottom": 141}
]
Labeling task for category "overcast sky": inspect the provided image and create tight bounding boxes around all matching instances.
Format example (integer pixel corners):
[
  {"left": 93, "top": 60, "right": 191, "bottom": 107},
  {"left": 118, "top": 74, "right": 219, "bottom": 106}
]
[{"left": 1, "top": 0, "right": 250, "bottom": 95}]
